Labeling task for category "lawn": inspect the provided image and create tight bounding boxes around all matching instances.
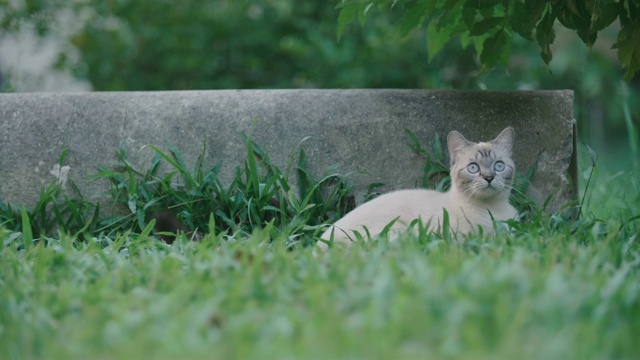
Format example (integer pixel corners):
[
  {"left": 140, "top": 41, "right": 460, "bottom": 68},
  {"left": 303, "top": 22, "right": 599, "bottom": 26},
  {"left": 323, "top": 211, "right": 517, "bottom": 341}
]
[{"left": 1, "top": 144, "right": 639, "bottom": 359}]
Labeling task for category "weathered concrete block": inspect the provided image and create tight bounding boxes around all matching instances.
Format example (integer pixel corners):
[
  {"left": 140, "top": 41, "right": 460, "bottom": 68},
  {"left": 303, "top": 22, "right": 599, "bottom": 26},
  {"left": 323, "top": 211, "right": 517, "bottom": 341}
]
[{"left": 0, "top": 90, "right": 576, "bottom": 214}]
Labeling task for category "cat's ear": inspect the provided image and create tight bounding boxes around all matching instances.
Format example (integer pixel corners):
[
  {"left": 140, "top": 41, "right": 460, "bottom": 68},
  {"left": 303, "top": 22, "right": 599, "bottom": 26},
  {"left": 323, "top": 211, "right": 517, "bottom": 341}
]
[
  {"left": 448, "top": 131, "right": 473, "bottom": 154},
  {"left": 447, "top": 131, "right": 473, "bottom": 165},
  {"left": 492, "top": 127, "right": 514, "bottom": 155}
]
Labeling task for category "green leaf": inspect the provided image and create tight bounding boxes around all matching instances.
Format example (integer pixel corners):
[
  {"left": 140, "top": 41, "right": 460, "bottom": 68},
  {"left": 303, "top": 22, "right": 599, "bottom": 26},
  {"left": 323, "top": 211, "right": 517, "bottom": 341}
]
[
  {"left": 556, "top": 6, "right": 580, "bottom": 30},
  {"left": 557, "top": 0, "right": 597, "bottom": 48},
  {"left": 620, "top": 0, "right": 640, "bottom": 26},
  {"left": 566, "top": 0, "right": 582, "bottom": 15},
  {"left": 358, "top": 3, "right": 375, "bottom": 26},
  {"left": 441, "top": 208, "right": 450, "bottom": 241},
  {"left": 140, "top": 219, "right": 155, "bottom": 239},
  {"left": 297, "top": 148, "right": 311, "bottom": 200},
  {"left": 245, "top": 137, "right": 261, "bottom": 197},
  {"left": 151, "top": 145, "right": 198, "bottom": 187},
  {"left": 21, "top": 208, "right": 33, "bottom": 250},
  {"left": 470, "top": 16, "right": 503, "bottom": 36},
  {"left": 380, "top": 216, "right": 400, "bottom": 238},
  {"left": 585, "top": 143, "right": 598, "bottom": 167},
  {"left": 426, "top": 19, "right": 456, "bottom": 61},
  {"left": 589, "top": 3, "right": 620, "bottom": 32},
  {"left": 207, "top": 212, "right": 216, "bottom": 236},
  {"left": 398, "top": 0, "right": 431, "bottom": 37},
  {"left": 577, "top": 30, "right": 598, "bottom": 49},
  {"left": 586, "top": 0, "right": 601, "bottom": 25},
  {"left": 480, "top": 29, "right": 509, "bottom": 68},
  {"left": 510, "top": 0, "right": 546, "bottom": 40},
  {"left": 463, "top": 0, "right": 501, "bottom": 9},
  {"left": 443, "top": 0, "right": 464, "bottom": 13},
  {"left": 461, "top": 2, "right": 477, "bottom": 29},
  {"left": 440, "top": 0, "right": 465, "bottom": 28},
  {"left": 535, "top": 8, "right": 556, "bottom": 64},
  {"left": 404, "top": 128, "right": 426, "bottom": 155},
  {"left": 613, "top": 21, "right": 640, "bottom": 81},
  {"left": 337, "top": 3, "right": 359, "bottom": 40}
]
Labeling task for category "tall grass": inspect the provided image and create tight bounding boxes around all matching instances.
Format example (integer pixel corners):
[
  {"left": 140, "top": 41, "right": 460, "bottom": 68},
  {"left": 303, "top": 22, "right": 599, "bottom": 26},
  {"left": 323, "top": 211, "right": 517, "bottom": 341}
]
[
  {"left": 0, "top": 149, "right": 100, "bottom": 241},
  {"left": 97, "top": 134, "right": 354, "bottom": 246},
  {"left": 1, "top": 133, "right": 354, "bottom": 247}
]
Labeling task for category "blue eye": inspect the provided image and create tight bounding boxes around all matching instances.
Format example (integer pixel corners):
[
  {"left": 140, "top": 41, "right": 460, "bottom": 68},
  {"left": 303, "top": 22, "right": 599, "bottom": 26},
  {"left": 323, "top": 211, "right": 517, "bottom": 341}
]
[
  {"left": 467, "top": 163, "right": 479, "bottom": 174},
  {"left": 494, "top": 161, "right": 505, "bottom": 172}
]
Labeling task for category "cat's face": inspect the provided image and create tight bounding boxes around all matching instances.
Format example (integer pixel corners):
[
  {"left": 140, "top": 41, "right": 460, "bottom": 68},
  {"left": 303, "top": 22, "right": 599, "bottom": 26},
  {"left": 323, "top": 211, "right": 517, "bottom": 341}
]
[{"left": 447, "top": 127, "right": 515, "bottom": 201}]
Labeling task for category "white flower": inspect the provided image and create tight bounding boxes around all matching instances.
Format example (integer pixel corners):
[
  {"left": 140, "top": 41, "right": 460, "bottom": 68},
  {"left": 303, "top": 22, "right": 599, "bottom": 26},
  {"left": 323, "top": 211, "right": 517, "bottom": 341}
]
[{"left": 49, "top": 163, "right": 71, "bottom": 188}]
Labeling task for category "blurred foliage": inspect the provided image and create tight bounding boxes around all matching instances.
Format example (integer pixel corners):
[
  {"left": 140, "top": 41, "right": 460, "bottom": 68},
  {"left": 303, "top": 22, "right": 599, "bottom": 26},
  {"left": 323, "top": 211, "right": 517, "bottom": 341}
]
[
  {"left": 2, "top": 0, "right": 456, "bottom": 89},
  {"left": 338, "top": 0, "right": 640, "bottom": 81},
  {"left": 0, "top": 0, "right": 638, "bottom": 153}
]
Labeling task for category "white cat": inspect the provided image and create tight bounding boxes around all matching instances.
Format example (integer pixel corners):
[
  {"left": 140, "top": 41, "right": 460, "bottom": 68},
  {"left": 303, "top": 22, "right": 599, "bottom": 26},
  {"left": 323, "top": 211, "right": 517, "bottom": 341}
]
[{"left": 318, "top": 127, "right": 518, "bottom": 249}]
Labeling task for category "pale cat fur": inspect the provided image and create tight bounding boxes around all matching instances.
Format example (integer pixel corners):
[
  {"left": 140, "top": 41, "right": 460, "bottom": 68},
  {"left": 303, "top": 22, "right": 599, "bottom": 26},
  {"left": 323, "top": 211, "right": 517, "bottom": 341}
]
[{"left": 318, "top": 127, "right": 518, "bottom": 249}]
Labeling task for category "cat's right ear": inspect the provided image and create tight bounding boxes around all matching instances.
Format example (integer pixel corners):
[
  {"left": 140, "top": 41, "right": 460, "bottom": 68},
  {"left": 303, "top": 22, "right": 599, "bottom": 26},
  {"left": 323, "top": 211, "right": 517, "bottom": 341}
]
[
  {"left": 491, "top": 127, "right": 514, "bottom": 155},
  {"left": 447, "top": 131, "right": 472, "bottom": 164}
]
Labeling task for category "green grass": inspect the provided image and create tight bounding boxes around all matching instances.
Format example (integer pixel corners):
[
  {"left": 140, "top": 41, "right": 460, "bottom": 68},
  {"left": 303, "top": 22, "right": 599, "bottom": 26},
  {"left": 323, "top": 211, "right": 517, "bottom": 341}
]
[{"left": 1, "top": 136, "right": 639, "bottom": 359}]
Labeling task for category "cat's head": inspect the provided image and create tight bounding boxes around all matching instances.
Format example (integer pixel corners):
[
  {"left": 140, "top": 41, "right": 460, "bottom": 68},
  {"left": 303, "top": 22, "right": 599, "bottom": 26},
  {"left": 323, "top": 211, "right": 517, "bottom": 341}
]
[{"left": 447, "top": 127, "right": 515, "bottom": 201}]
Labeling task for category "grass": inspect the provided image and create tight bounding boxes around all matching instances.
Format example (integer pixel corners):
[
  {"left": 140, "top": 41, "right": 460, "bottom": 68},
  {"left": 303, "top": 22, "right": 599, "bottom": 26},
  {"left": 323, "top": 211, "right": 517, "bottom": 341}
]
[{"left": 1, "top": 134, "right": 639, "bottom": 359}]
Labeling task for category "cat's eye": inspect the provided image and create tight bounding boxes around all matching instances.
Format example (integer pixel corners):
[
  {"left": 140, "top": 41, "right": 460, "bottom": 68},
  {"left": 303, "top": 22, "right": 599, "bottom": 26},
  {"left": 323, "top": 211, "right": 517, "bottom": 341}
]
[
  {"left": 467, "top": 163, "right": 480, "bottom": 174},
  {"left": 494, "top": 161, "right": 505, "bottom": 172}
]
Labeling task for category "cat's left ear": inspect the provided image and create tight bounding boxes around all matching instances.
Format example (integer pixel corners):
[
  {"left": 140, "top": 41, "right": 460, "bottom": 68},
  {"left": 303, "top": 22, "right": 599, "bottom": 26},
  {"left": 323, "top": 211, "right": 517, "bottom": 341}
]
[{"left": 492, "top": 127, "right": 514, "bottom": 155}]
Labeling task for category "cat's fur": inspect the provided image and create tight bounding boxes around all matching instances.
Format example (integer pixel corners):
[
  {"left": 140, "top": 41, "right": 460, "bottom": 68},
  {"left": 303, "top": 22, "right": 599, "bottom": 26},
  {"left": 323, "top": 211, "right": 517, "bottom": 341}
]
[
  {"left": 318, "top": 127, "right": 518, "bottom": 249},
  {"left": 151, "top": 211, "right": 202, "bottom": 243}
]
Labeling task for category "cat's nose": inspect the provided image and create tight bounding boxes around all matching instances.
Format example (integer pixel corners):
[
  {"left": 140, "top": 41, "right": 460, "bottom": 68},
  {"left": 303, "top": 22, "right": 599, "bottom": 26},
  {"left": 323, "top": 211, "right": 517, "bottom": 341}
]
[{"left": 483, "top": 175, "right": 494, "bottom": 183}]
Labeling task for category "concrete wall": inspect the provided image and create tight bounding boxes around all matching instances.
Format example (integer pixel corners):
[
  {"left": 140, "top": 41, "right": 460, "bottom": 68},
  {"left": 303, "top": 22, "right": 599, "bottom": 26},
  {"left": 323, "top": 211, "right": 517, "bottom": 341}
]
[{"left": 0, "top": 90, "right": 576, "bottom": 214}]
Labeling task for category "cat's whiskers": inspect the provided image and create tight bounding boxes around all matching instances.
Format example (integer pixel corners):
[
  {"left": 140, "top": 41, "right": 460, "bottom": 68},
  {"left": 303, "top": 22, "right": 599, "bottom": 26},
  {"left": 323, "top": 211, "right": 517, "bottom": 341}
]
[
  {"left": 491, "top": 182, "right": 507, "bottom": 191},
  {"left": 463, "top": 182, "right": 484, "bottom": 202}
]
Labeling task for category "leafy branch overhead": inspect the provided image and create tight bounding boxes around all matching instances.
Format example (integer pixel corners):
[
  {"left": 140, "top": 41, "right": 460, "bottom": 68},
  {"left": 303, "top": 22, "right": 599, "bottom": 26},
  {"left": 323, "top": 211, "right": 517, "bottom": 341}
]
[{"left": 337, "top": 0, "right": 640, "bottom": 80}]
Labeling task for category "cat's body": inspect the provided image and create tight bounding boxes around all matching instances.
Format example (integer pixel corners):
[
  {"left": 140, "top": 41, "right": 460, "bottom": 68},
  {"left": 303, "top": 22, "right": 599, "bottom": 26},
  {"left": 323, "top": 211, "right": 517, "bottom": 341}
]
[{"left": 318, "top": 127, "right": 518, "bottom": 249}]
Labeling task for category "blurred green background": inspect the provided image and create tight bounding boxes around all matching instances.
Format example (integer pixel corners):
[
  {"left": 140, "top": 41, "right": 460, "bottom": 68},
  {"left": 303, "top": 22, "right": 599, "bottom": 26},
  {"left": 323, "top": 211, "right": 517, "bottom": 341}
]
[{"left": 1, "top": 0, "right": 638, "bottom": 165}]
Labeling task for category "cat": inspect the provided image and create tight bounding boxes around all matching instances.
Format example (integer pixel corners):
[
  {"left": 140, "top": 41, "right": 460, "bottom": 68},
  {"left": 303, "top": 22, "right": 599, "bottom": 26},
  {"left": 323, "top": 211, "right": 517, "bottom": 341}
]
[
  {"left": 151, "top": 210, "right": 202, "bottom": 244},
  {"left": 317, "top": 127, "right": 518, "bottom": 249}
]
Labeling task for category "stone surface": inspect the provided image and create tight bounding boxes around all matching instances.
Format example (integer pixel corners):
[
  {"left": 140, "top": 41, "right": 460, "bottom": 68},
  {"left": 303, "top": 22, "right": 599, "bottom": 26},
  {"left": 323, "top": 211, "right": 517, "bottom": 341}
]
[{"left": 0, "top": 90, "right": 576, "bottom": 214}]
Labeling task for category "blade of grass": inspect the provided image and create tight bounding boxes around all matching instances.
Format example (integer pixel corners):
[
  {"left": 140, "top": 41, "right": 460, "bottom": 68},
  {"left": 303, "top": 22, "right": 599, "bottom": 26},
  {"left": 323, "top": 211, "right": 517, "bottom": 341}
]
[
  {"left": 245, "top": 136, "right": 261, "bottom": 197},
  {"left": 150, "top": 145, "right": 198, "bottom": 187},
  {"left": 21, "top": 208, "right": 33, "bottom": 250}
]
